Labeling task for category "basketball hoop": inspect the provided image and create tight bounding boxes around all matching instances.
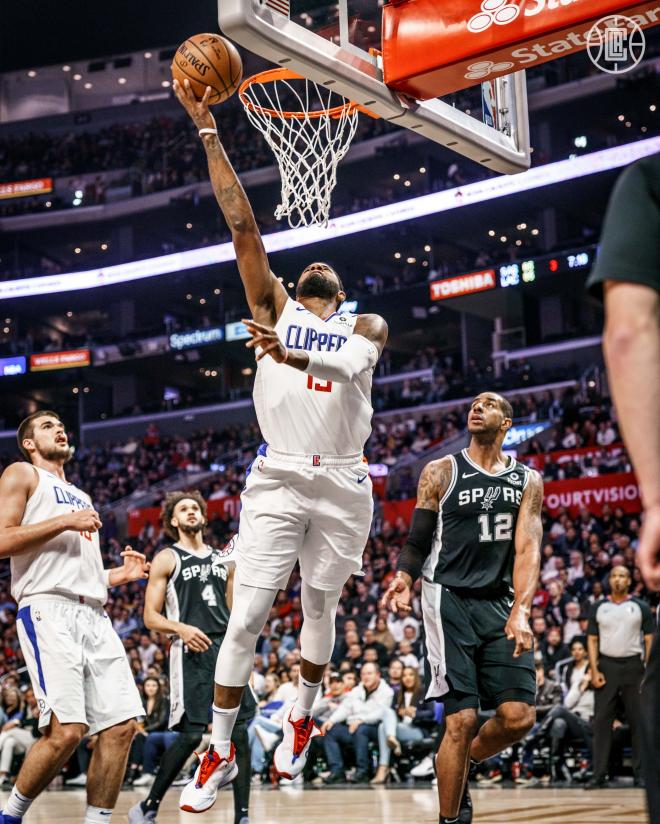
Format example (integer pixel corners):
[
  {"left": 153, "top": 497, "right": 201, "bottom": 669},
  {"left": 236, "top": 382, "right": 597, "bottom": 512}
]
[{"left": 239, "top": 68, "right": 377, "bottom": 228}]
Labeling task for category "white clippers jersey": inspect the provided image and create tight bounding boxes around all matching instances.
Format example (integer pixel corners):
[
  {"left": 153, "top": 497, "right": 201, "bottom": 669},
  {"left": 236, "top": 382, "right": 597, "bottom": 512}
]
[
  {"left": 11, "top": 466, "right": 107, "bottom": 605},
  {"left": 253, "top": 298, "right": 374, "bottom": 456}
]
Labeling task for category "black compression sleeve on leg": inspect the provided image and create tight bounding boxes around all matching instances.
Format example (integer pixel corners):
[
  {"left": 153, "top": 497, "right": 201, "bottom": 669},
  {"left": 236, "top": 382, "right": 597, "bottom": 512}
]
[
  {"left": 144, "top": 727, "right": 204, "bottom": 811},
  {"left": 231, "top": 720, "right": 251, "bottom": 824},
  {"left": 396, "top": 507, "right": 437, "bottom": 582}
]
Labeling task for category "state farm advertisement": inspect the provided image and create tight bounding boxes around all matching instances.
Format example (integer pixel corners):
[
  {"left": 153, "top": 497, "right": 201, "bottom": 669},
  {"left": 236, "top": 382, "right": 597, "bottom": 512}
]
[
  {"left": 383, "top": 0, "right": 660, "bottom": 98},
  {"left": 0, "top": 178, "right": 53, "bottom": 199}
]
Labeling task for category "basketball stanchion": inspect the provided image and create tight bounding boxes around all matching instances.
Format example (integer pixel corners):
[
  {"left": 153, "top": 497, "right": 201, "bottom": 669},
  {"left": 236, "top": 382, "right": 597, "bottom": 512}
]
[{"left": 239, "top": 68, "right": 378, "bottom": 228}]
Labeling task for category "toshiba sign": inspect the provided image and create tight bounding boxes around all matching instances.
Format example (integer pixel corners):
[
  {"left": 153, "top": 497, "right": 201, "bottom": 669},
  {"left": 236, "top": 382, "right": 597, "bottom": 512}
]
[
  {"left": 383, "top": 0, "right": 659, "bottom": 99},
  {"left": 429, "top": 270, "right": 496, "bottom": 301}
]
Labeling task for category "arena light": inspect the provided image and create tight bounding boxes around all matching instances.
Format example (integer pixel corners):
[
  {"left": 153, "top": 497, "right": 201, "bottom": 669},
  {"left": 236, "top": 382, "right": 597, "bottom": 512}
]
[{"left": 1, "top": 137, "right": 659, "bottom": 301}]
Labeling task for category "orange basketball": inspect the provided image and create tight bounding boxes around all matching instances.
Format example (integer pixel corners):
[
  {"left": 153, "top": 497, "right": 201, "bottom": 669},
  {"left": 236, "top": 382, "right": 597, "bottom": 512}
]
[{"left": 171, "top": 33, "right": 243, "bottom": 105}]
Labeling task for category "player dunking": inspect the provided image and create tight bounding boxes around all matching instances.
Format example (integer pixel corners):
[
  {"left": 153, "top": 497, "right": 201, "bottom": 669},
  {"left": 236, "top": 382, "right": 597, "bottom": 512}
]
[
  {"left": 383, "top": 393, "right": 543, "bottom": 824},
  {"left": 0, "top": 411, "right": 148, "bottom": 824},
  {"left": 129, "top": 491, "right": 255, "bottom": 824},
  {"left": 174, "top": 78, "right": 388, "bottom": 813}
]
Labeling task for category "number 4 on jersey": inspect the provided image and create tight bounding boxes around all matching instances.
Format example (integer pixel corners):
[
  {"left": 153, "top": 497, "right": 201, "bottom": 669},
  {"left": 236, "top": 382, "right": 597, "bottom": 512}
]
[
  {"left": 201, "top": 584, "right": 217, "bottom": 607},
  {"left": 306, "top": 375, "right": 333, "bottom": 392}
]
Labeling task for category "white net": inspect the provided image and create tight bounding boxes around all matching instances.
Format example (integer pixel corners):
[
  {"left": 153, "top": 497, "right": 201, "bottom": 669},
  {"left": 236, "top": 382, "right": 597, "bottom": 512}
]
[{"left": 239, "top": 72, "right": 361, "bottom": 228}]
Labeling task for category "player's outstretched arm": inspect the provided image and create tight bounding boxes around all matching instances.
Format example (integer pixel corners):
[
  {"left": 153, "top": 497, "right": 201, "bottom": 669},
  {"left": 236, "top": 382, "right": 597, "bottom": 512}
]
[
  {"left": 143, "top": 550, "right": 211, "bottom": 652},
  {"left": 0, "top": 463, "right": 102, "bottom": 559},
  {"left": 173, "top": 79, "right": 287, "bottom": 323},
  {"left": 382, "top": 457, "right": 452, "bottom": 613},
  {"left": 242, "top": 313, "right": 388, "bottom": 383},
  {"left": 507, "top": 469, "right": 543, "bottom": 657}
]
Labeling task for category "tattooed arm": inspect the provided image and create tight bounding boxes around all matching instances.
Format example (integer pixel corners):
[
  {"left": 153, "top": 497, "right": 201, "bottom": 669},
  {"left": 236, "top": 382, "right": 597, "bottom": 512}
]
[
  {"left": 381, "top": 457, "right": 453, "bottom": 613},
  {"left": 173, "top": 80, "right": 287, "bottom": 324},
  {"left": 506, "top": 469, "right": 543, "bottom": 657}
]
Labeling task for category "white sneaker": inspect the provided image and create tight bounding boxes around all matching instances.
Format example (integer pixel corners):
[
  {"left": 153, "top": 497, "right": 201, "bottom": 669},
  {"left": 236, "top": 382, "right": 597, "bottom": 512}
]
[
  {"left": 128, "top": 801, "right": 157, "bottom": 823},
  {"left": 273, "top": 713, "right": 323, "bottom": 780},
  {"left": 179, "top": 744, "right": 238, "bottom": 813},
  {"left": 410, "top": 754, "right": 435, "bottom": 778},
  {"left": 65, "top": 772, "right": 88, "bottom": 786},
  {"left": 254, "top": 726, "right": 281, "bottom": 753},
  {"left": 131, "top": 772, "right": 154, "bottom": 787}
]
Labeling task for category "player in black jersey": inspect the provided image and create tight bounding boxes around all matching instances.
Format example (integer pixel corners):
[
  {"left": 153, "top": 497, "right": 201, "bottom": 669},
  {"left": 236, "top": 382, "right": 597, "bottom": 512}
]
[
  {"left": 128, "top": 491, "right": 255, "bottom": 824},
  {"left": 383, "top": 392, "right": 543, "bottom": 824}
]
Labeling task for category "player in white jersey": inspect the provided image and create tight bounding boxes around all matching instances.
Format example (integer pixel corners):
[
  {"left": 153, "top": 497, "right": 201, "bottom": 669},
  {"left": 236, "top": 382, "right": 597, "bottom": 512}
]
[
  {"left": 0, "top": 411, "right": 148, "bottom": 824},
  {"left": 175, "top": 79, "right": 388, "bottom": 813}
]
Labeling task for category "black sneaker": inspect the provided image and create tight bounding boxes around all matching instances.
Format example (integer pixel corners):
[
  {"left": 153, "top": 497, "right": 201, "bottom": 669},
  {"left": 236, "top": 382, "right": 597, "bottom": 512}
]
[
  {"left": 584, "top": 776, "right": 608, "bottom": 790},
  {"left": 323, "top": 771, "right": 346, "bottom": 785},
  {"left": 352, "top": 771, "right": 370, "bottom": 784},
  {"left": 459, "top": 783, "right": 473, "bottom": 824}
]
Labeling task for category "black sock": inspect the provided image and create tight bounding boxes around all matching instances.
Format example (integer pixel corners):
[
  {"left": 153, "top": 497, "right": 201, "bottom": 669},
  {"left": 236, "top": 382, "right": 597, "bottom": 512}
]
[
  {"left": 440, "top": 818, "right": 460, "bottom": 824},
  {"left": 231, "top": 720, "right": 251, "bottom": 824},
  {"left": 144, "top": 731, "right": 202, "bottom": 810}
]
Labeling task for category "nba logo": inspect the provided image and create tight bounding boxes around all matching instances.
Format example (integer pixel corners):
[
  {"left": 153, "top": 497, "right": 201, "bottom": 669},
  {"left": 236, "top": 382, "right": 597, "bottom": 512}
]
[{"left": 312, "top": 455, "right": 321, "bottom": 467}]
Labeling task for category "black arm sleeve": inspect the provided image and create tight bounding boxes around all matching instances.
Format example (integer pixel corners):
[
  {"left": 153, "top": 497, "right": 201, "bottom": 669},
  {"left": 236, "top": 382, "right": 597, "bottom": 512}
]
[{"left": 396, "top": 508, "right": 437, "bottom": 583}]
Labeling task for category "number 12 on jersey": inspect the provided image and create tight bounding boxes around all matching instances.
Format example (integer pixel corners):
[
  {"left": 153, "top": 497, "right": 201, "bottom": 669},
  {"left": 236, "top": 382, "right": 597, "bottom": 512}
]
[
  {"left": 306, "top": 375, "right": 333, "bottom": 393},
  {"left": 478, "top": 512, "right": 513, "bottom": 542}
]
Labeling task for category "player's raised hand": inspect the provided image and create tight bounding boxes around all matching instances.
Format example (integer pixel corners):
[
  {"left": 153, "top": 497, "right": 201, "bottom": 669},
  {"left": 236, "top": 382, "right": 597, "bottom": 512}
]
[
  {"left": 65, "top": 509, "right": 102, "bottom": 534},
  {"left": 179, "top": 623, "right": 212, "bottom": 653},
  {"left": 120, "top": 546, "right": 151, "bottom": 581},
  {"left": 504, "top": 608, "right": 534, "bottom": 658},
  {"left": 381, "top": 574, "right": 412, "bottom": 614},
  {"left": 242, "top": 318, "right": 287, "bottom": 363},
  {"left": 172, "top": 78, "right": 216, "bottom": 132}
]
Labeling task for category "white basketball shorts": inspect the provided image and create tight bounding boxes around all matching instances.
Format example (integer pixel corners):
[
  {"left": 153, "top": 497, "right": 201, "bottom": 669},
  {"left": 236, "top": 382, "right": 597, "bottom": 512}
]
[
  {"left": 236, "top": 448, "right": 374, "bottom": 591},
  {"left": 16, "top": 595, "right": 144, "bottom": 735}
]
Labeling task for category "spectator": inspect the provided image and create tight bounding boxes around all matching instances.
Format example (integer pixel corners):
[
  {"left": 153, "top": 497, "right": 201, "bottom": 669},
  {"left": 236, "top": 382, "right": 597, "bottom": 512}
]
[
  {"left": 129, "top": 677, "right": 174, "bottom": 786},
  {"left": 374, "top": 666, "right": 435, "bottom": 784},
  {"left": 0, "top": 688, "right": 39, "bottom": 788},
  {"left": 321, "top": 662, "right": 394, "bottom": 784}
]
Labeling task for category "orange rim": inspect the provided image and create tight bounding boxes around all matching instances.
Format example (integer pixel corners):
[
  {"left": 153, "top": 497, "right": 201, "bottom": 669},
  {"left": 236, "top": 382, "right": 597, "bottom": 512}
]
[{"left": 239, "top": 68, "right": 378, "bottom": 120}]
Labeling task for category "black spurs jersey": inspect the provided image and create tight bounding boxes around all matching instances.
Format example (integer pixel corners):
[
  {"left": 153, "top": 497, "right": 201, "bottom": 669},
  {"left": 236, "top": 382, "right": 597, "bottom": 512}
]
[
  {"left": 165, "top": 544, "right": 233, "bottom": 635},
  {"left": 422, "top": 449, "right": 530, "bottom": 596}
]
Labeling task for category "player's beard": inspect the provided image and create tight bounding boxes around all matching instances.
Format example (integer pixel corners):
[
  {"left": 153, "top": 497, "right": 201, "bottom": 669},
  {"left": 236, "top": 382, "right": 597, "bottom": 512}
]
[
  {"left": 37, "top": 443, "right": 73, "bottom": 463},
  {"left": 296, "top": 272, "right": 340, "bottom": 305},
  {"left": 179, "top": 522, "right": 204, "bottom": 537}
]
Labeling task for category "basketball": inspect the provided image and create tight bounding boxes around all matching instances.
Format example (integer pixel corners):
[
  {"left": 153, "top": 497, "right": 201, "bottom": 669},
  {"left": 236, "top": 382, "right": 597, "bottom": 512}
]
[{"left": 171, "top": 33, "right": 243, "bottom": 105}]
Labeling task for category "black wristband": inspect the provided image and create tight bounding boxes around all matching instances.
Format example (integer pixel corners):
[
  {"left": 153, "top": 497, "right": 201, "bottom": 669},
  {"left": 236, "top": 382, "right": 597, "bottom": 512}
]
[{"left": 396, "top": 508, "right": 437, "bottom": 583}]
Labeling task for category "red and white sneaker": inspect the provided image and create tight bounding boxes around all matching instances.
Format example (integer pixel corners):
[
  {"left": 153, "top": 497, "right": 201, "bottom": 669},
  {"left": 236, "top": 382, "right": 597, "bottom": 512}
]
[
  {"left": 179, "top": 743, "right": 238, "bottom": 813},
  {"left": 273, "top": 712, "right": 323, "bottom": 780}
]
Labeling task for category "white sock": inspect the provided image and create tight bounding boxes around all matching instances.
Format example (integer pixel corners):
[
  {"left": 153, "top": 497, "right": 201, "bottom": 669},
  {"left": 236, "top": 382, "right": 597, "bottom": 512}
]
[
  {"left": 5, "top": 786, "right": 33, "bottom": 817},
  {"left": 211, "top": 704, "right": 240, "bottom": 758},
  {"left": 84, "top": 806, "right": 113, "bottom": 824},
  {"left": 290, "top": 676, "right": 323, "bottom": 722}
]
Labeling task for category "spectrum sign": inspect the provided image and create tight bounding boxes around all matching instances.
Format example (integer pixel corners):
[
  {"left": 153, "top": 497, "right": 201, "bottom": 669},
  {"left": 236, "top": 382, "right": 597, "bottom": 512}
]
[{"left": 430, "top": 269, "right": 496, "bottom": 301}]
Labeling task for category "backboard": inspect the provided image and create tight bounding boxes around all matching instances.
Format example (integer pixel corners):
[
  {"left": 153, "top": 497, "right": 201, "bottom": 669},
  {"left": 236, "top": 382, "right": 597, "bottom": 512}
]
[{"left": 218, "top": 0, "right": 530, "bottom": 174}]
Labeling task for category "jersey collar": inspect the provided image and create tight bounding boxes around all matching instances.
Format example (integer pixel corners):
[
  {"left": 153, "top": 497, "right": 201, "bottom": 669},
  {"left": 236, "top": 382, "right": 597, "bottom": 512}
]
[{"left": 462, "top": 449, "right": 515, "bottom": 477}]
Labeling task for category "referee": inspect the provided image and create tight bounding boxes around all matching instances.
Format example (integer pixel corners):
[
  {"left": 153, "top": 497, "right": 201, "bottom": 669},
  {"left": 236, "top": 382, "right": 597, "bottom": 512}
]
[
  {"left": 587, "top": 151, "right": 660, "bottom": 820},
  {"left": 586, "top": 565, "right": 654, "bottom": 789}
]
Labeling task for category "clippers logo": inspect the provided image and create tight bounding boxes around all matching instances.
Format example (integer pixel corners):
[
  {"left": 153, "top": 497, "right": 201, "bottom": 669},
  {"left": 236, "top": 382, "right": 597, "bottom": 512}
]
[
  {"left": 481, "top": 486, "right": 502, "bottom": 510},
  {"left": 465, "top": 59, "right": 514, "bottom": 79},
  {"left": 468, "top": 0, "right": 520, "bottom": 32}
]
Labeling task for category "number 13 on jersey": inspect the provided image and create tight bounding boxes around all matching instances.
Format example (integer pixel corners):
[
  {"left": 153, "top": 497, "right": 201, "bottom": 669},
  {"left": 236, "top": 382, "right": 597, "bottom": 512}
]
[{"left": 306, "top": 375, "right": 333, "bottom": 393}]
